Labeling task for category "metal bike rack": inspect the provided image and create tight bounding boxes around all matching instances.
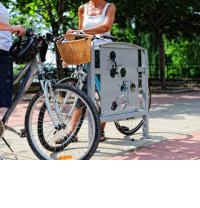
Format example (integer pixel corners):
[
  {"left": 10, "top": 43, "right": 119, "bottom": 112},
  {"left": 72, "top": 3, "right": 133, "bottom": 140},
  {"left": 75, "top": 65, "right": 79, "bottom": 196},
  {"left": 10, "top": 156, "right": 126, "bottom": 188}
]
[{"left": 87, "top": 42, "right": 149, "bottom": 139}]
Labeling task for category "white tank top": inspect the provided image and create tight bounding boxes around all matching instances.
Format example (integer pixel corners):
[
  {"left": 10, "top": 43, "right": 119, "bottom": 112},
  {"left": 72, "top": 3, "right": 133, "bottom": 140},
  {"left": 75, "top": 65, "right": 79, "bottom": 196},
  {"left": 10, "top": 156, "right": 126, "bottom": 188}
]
[
  {"left": 83, "top": 3, "right": 111, "bottom": 36},
  {"left": 0, "top": 3, "right": 12, "bottom": 51}
]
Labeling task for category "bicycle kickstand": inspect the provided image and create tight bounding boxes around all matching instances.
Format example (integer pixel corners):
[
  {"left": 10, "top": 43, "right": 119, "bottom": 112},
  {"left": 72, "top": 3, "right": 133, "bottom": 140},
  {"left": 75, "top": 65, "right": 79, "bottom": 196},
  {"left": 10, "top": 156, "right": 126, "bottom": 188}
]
[{"left": 1, "top": 137, "right": 18, "bottom": 160}]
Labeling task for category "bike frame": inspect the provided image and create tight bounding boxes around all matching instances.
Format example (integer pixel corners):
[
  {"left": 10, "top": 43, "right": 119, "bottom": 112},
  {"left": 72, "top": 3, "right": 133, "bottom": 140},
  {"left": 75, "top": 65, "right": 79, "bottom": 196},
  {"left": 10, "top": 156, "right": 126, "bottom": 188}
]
[
  {"left": 3, "top": 54, "right": 63, "bottom": 136},
  {"left": 3, "top": 57, "right": 39, "bottom": 124}
]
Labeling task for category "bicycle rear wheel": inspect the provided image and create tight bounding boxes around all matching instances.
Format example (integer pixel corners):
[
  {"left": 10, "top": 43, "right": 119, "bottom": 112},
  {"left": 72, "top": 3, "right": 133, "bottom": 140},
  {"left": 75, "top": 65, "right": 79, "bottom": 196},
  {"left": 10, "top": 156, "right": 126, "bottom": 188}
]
[
  {"left": 25, "top": 84, "right": 100, "bottom": 160},
  {"left": 114, "top": 80, "right": 151, "bottom": 136}
]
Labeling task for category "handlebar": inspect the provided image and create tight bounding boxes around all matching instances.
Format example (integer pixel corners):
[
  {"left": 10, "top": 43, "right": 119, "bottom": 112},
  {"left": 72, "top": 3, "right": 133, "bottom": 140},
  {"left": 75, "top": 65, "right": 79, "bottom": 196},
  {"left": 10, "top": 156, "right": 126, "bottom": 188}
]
[
  {"left": 56, "top": 32, "right": 117, "bottom": 42},
  {"left": 22, "top": 28, "right": 54, "bottom": 62},
  {"left": 20, "top": 29, "right": 117, "bottom": 63},
  {"left": 25, "top": 28, "right": 54, "bottom": 44},
  {"left": 25, "top": 28, "right": 34, "bottom": 36},
  {"left": 25, "top": 28, "right": 117, "bottom": 44},
  {"left": 93, "top": 34, "right": 117, "bottom": 41}
]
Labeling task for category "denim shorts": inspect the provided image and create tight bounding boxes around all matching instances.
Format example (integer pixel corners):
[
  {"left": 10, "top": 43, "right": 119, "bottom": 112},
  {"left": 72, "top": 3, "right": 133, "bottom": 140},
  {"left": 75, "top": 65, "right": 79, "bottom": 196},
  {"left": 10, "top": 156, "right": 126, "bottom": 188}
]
[{"left": 0, "top": 49, "right": 13, "bottom": 108}]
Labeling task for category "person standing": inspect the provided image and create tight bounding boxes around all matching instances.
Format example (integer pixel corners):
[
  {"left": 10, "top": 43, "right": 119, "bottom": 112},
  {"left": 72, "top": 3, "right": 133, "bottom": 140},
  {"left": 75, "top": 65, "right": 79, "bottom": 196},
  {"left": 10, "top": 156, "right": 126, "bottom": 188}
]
[
  {"left": 0, "top": 2, "right": 26, "bottom": 117},
  {"left": 56, "top": 0, "right": 116, "bottom": 144},
  {"left": 0, "top": 2, "right": 25, "bottom": 159},
  {"left": 76, "top": 0, "right": 116, "bottom": 141}
]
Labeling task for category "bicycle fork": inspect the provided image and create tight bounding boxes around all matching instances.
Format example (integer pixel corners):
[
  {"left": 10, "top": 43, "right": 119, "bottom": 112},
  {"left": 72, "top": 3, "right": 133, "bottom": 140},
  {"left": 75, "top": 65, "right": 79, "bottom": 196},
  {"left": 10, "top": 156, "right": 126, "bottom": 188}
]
[{"left": 40, "top": 80, "right": 64, "bottom": 129}]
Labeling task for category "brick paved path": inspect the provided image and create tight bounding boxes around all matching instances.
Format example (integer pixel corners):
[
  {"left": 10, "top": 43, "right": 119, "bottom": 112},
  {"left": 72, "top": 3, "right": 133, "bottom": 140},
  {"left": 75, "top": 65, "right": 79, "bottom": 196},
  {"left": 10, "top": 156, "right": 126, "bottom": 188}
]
[
  {"left": 111, "top": 131, "right": 200, "bottom": 160},
  {"left": 1, "top": 90, "right": 200, "bottom": 160}
]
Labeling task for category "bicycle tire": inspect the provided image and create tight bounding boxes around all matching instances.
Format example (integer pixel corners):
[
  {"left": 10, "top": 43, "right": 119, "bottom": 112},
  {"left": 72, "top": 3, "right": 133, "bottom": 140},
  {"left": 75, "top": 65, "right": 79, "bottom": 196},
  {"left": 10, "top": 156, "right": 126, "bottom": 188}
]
[
  {"left": 25, "top": 83, "right": 101, "bottom": 160},
  {"left": 37, "top": 77, "right": 86, "bottom": 152},
  {"left": 114, "top": 81, "right": 151, "bottom": 136}
]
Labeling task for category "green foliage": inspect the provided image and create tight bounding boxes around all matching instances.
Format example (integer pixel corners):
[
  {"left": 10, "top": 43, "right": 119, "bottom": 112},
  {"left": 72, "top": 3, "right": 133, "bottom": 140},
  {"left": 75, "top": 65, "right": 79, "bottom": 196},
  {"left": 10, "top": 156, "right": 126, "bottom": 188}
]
[
  {"left": 13, "top": 64, "right": 25, "bottom": 75},
  {"left": 112, "top": 22, "right": 136, "bottom": 43},
  {"left": 114, "top": 0, "right": 200, "bottom": 87},
  {"left": 2, "top": 0, "right": 200, "bottom": 81},
  {"left": 165, "top": 38, "right": 188, "bottom": 68},
  {"left": 165, "top": 35, "right": 200, "bottom": 78},
  {"left": 15, "top": 0, "right": 83, "bottom": 35}
]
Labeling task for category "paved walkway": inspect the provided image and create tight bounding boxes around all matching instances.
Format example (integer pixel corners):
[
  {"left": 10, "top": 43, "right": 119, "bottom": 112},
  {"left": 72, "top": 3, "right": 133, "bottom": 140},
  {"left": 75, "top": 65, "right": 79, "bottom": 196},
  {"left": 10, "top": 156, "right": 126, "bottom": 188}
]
[
  {"left": 1, "top": 90, "right": 200, "bottom": 160},
  {"left": 111, "top": 131, "right": 200, "bottom": 160}
]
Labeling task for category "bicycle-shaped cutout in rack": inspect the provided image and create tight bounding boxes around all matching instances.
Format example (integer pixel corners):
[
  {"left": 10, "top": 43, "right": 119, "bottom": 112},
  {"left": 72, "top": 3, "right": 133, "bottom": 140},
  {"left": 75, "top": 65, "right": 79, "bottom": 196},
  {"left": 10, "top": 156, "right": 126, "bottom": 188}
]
[{"left": 59, "top": 65, "right": 151, "bottom": 136}]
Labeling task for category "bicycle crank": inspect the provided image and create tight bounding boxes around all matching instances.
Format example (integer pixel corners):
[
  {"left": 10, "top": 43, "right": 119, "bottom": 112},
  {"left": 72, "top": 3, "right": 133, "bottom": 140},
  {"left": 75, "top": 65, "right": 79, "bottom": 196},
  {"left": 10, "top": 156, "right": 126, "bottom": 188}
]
[
  {"left": 0, "top": 119, "right": 5, "bottom": 138},
  {"left": 1, "top": 137, "right": 18, "bottom": 160},
  {"left": 0, "top": 120, "right": 18, "bottom": 160}
]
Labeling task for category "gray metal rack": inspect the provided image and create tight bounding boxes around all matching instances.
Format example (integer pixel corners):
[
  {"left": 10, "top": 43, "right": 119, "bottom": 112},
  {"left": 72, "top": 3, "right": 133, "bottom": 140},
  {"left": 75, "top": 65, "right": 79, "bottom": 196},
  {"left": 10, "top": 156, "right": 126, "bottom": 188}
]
[{"left": 87, "top": 42, "right": 149, "bottom": 139}]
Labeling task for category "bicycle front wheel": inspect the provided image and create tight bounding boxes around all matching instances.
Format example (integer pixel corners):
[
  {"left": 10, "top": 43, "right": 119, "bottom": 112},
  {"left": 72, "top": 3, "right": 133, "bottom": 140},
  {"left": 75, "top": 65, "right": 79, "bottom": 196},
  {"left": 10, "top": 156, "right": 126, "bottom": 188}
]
[{"left": 25, "top": 84, "right": 100, "bottom": 160}]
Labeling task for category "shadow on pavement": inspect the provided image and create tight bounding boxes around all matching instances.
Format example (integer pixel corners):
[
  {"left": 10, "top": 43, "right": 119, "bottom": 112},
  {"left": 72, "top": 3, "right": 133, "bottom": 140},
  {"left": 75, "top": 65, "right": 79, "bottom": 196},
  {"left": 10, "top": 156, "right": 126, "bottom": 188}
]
[{"left": 110, "top": 132, "right": 200, "bottom": 160}]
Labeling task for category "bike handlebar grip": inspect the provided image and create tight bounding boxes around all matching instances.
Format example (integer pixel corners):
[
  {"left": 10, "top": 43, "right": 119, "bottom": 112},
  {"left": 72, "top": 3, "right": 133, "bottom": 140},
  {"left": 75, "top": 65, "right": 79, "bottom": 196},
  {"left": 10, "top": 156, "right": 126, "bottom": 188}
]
[
  {"left": 93, "top": 35, "right": 117, "bottom": 41},
  {"left": 25, "top": 28, "right": 34, "bottom": 36},
  {"left": 102, "top": 35, "right": 117, "bottom": 41},
  {"left": 46, "top": 33, "right": 54, "bottom": 43}
]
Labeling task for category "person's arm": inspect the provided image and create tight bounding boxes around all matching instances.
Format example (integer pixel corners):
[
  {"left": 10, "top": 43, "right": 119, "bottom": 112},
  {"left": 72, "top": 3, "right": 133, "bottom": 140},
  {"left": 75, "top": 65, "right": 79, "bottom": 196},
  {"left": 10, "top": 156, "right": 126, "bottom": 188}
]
[
  {"left": 0, "top": 21, "right": 26, "bottom": 36},
  {"left": 0, "top": 21, "right": 12, "bottom": 31},
  {"left": 78, "top": 5, "right": 84, "bottom": 30},
  {"left": 82, "top": 3, "right": 116, "bottom": 35}
]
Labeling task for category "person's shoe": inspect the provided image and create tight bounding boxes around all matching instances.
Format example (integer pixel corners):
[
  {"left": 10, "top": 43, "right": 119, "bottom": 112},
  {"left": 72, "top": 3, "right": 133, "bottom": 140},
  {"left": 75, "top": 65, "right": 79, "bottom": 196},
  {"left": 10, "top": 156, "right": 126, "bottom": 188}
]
[
  {"left": 100, "top": 130, "right": 106, "bottom": 142},
  {"left": 55, "top": 134, "right": 78, "bottom": 145}
]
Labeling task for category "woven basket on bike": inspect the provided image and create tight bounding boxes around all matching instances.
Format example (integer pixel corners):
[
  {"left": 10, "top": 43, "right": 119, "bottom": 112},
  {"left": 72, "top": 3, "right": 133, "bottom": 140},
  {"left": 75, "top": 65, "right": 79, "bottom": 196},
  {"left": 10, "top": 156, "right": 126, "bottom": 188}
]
[
  {"left": 56, "top": 33, "right": 92, "bottom": 65},
  {"left": 10, "top": 35, "right": 38, "bottom": 65}
]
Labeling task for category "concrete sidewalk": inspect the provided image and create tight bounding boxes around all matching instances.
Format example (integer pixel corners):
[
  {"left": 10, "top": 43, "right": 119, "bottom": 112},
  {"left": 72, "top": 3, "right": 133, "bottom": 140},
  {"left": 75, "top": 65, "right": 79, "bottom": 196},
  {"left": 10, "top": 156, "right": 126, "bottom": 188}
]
[{"left": 1, "top": 90, "right": 200, "bottom": 160}]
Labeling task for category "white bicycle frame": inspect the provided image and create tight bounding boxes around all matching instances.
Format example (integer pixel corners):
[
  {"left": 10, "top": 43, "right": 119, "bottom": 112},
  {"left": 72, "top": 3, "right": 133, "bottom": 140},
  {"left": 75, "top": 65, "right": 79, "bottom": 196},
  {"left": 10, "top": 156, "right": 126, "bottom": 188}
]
[{"left": 3, "top": 54, "right": 64, "bottom": 135}]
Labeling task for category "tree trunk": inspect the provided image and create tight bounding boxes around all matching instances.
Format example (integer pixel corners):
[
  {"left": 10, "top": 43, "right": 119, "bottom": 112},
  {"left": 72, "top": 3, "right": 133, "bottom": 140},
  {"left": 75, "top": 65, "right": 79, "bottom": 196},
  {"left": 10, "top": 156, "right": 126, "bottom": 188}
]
[
  {"left": 157, "top": 30, "right": 167, "bottom": 89},
  {"left": 55, "top": 45, "right": 65, "bottom": 79},
  {"left": 52, "top": 24, "right": 65, "bottom": 79}
]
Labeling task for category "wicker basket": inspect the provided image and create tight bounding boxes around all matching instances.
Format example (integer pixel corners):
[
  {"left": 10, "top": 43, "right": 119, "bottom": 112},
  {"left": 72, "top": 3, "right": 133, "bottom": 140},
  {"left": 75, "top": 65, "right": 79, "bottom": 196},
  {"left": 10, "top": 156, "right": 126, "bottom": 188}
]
[{"left": 56, "top": 34, "right": 92, "bottom": 65}]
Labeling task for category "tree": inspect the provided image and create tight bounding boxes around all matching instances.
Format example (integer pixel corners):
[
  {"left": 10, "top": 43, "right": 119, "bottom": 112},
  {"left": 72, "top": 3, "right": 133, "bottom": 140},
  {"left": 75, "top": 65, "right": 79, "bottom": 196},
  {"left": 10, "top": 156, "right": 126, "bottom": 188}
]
[
  {"left": 114, "top": 0, "right": 200, "bottom": 89},
  {"left": 4, "top": 0, "right": 200, "bottom": 85},
  {"left": 14, "top": 0, "right": 84, "bottom": 78}
]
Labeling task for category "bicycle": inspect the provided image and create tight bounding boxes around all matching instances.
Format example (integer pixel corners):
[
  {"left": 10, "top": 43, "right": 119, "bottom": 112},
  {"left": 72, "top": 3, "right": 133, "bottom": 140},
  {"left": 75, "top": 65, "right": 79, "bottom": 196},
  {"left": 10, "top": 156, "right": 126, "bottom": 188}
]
[
  {"left": 58, "top": 34, "right": 151, "bottom": 137},
  {"left": 0, "top": 30, "right": 100, "bottom": 160}
]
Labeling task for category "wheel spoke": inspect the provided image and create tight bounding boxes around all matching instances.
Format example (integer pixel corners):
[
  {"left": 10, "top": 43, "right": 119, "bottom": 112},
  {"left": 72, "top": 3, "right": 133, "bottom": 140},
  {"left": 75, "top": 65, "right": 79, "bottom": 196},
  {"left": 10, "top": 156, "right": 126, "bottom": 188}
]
[{"left": 25, "top": 84, "right": 100, "bottom": 160}]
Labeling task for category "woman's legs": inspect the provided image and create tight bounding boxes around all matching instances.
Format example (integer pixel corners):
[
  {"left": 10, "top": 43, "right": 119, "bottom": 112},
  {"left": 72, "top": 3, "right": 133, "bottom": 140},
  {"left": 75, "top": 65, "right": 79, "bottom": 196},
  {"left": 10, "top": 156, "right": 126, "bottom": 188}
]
[
  {"left": 101, "top": 122, "right": 106, "bottom": 130},
  {"left": 68, "top": 108, "right": 82, "bottom": 133},
  {"left": 68, "top": 74, "right": 106, "bottom": 141},
  {"left": 69, "top": 109, "right": 106, "bottom": 141},
  {"left": 56, "top": 108, "right": 106, "bottom": 144},
  {"left": 100, "top": 122, "right": 106, "bottom": 141},
  {"left": 55, "top": 108, "right": 81, "bottom": 144}
]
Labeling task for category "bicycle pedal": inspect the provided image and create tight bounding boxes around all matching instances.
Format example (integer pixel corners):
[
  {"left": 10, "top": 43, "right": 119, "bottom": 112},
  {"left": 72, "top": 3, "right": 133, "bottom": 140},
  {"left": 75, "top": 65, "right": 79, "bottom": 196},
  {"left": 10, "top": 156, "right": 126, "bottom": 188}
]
[
  {"left": 0, "top": 154, "right": 4, "bottom": 160},
  {"left": 20, "top": 129, "right": 26, "bottom": 138},
  {"left": 0, "top": 119, "right": 5, "bottom": 138}
]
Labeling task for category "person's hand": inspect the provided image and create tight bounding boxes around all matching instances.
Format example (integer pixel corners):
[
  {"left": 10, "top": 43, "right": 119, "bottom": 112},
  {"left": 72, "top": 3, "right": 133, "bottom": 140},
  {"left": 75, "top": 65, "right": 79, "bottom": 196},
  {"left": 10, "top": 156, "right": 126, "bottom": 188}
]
[
  {"left": 66, "top": 29, "right": 76, "bottom": 34},
  {"left": 62, "top": 61, "right": 68, "bottom": 68},
  {"left": 10, "top": 25, "right": 26, "bottom": 36},
  {"left": 66, "top": 29, "right": 85, "bottom": 35}
]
